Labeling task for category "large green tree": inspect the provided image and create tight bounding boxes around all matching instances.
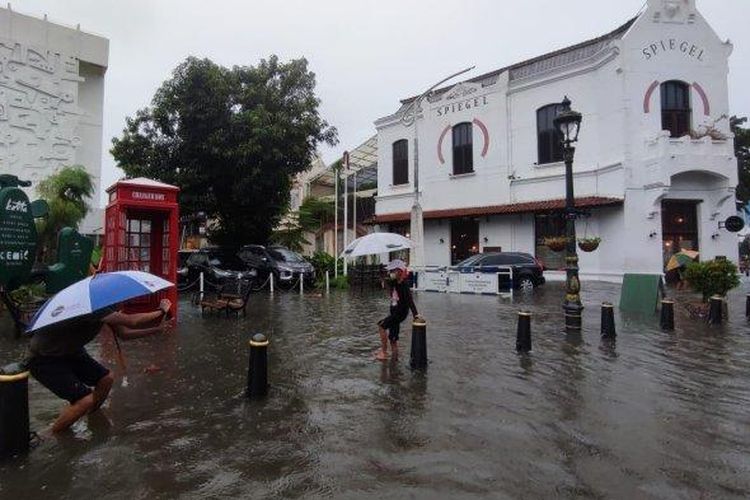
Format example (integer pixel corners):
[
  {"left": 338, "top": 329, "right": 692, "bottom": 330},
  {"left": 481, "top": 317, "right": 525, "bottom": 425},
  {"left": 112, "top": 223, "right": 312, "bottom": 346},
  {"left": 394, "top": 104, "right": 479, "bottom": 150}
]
[
  {"left": 36, "top": 165, "right": 94, "bottom": 262},
  {"left": 732, "top": 116, "right": 750, "bottom": 204},
  {"left": 111, "top": 56, "right": 337, "bottom": 246}
]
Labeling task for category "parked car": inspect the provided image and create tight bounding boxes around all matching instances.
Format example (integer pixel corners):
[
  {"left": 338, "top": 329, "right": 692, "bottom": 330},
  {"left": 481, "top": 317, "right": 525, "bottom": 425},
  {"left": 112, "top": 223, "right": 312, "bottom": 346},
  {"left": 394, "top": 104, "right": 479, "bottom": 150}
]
[
  {"left": 238, "top": 244, "right": 315, "bottom": 285},
  {"left": 185, "top": 247, "right": 255, "bottom": 286},
  {"left": 453, "top": 252, "right": 545, "bottom": 291}
]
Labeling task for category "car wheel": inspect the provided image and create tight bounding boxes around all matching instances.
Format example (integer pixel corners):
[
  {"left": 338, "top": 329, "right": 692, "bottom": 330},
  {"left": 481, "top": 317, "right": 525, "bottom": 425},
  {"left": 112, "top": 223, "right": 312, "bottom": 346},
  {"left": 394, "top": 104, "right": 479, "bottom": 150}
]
[{"left": 518, "top": 276, "right": 535, "bottom": 292}]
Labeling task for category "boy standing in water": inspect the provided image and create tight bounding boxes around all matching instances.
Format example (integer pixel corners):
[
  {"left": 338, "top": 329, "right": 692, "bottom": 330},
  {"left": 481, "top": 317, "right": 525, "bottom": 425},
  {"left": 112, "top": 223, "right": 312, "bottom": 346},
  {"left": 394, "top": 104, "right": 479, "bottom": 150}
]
[{"left": 376, "top": 260, "right": 421, "bottom": 360}]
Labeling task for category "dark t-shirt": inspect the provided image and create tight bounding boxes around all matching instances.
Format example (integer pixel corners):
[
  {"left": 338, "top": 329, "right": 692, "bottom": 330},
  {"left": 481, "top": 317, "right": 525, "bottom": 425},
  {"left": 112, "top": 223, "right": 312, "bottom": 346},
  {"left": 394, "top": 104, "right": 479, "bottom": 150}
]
[
  {"left": 390, "top": 280, "right": 418, "bottom": 318},
  {"left": 30, "top": 307, "right": 117, "bottom": 357}
]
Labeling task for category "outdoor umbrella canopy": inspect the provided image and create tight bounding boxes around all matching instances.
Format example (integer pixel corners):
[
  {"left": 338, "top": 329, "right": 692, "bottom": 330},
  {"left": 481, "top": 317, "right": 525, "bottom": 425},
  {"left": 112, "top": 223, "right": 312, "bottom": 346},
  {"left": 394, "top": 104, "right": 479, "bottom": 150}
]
[
  {"left": 26, "top": 271, "right": 173, "bottom": 333},
  {"left": 666, "top": 250, "right": 700, "bottom": 272},
  {"left": 340, "top": 232, "right": 414, "bottom": 259}
]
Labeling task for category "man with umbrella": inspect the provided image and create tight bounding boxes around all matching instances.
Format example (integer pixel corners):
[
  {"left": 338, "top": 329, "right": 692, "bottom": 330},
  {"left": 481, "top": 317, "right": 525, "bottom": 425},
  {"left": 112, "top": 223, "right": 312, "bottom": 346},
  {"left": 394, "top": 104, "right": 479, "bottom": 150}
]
[
  {"left": 376, "top": 259, "right": 421, "bottom": 360},
  {"left": 26, "top": 271, "right": 174, "bottom": 433}
]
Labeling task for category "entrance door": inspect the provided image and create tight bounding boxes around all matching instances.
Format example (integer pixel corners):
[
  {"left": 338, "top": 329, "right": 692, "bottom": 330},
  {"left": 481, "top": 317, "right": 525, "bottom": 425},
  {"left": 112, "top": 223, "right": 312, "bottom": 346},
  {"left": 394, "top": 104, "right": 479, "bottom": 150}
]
[
  {"left": 450, "top": 218, "right": 479, "bottom": 264},
  {"left": 661, "top": 200, "right": 699, "bottom": 267}
]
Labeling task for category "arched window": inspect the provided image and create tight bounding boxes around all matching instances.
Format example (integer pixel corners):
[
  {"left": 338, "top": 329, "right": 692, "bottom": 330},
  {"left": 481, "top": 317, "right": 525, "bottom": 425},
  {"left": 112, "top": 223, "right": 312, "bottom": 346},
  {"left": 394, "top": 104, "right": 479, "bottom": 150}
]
[
  {"left": 452, "top": 122, "right": 473, "bottom": 175},
  {"left": 392, "top": 139, "right": 408, "bottom": 185},
  {"left": 537, "top": 104, "right": 564, "bottom": 165},
  {"left": 661, "top": 81, "right": 691, "bottom": 138}
]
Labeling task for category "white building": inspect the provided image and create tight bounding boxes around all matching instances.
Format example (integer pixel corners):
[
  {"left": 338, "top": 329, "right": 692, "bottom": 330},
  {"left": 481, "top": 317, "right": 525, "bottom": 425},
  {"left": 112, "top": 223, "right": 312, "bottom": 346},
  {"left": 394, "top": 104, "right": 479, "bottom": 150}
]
[
  {"left": 374, "top": 0, "right": 738, "bottom": 281},
  {"left": 0, "top": 6, "right": 109, "bottom": 235}
]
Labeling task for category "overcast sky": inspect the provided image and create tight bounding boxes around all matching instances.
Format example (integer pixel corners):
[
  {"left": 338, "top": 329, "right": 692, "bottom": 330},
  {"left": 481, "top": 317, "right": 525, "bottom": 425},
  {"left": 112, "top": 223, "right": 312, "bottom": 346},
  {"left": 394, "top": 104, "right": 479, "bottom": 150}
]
[{"left": 14, "top": 0, "right": 750, "bottom": 205}]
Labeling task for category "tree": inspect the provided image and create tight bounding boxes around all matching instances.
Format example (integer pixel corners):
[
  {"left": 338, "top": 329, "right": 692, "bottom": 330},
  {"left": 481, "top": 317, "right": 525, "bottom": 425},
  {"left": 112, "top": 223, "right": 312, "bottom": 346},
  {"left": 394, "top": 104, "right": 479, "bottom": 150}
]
[
  {"left": 732, "top": 116, "right": 750, "bottom": 204},
  {"left": 111, "top": 56, "right": 337, "bottom": 247},
  {"left": 270, "top": 196, "right": 334, "bottom": 252},
  {"left": 36, "top": 165, "right": 94, "bottom": 262}
]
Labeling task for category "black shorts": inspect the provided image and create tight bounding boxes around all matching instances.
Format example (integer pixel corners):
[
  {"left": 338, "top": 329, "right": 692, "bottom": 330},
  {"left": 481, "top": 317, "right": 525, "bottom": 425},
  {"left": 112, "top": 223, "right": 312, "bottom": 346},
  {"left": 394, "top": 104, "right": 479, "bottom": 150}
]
[
  {"left": 378, "top": 307, "right": 408, "bottom": 342},
  {"left": 29, "top": 350, "right": 110, "bottom": 403}
]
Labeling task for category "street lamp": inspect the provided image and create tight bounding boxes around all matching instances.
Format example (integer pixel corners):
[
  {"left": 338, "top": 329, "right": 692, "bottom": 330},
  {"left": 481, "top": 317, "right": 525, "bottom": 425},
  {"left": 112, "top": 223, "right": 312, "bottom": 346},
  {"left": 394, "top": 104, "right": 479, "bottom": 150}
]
[
  {"left": 401, "top": 66, "right": 475, "bottom": 273},
  {"left": 553, "top": 96, "right": 583, "bottom": 332}
]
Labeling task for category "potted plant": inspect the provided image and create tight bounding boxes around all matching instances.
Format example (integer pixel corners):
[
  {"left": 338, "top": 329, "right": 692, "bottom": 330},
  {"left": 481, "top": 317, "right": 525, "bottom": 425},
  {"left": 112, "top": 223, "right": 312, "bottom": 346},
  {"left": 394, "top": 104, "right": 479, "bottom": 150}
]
[
  {"left": 578, "top": 236, "right": 601, "bottom": 252},
  {"left": 544, "top": 236, "right": 568, "bottom": 252}
]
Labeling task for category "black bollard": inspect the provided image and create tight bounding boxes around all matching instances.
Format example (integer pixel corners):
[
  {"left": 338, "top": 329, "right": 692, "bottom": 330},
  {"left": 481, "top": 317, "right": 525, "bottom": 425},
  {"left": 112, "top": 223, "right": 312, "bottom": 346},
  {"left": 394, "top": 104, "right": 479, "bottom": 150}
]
[
  {"left": 410, "top": 319, "right": 428, "bottom": 370},
  {"left": 0, "top": 363, "right": 30, "bottom": 458},
  {"left": 246, "top": 334, "right": 269, "bottom": 399},
  {"left": 660, "top": 300, "right": 675, "bottom": 331},
  {"left": 746, "top": 294, "right": 750, "bottom": 320},
  {"left": 516, "top": 311, "right": 532, "bottom": 353},
  {"left": 707, "top": 295, "right": 723, "bottom": 325},
  {"left": 600, "top": 302, "right": 616, "bottom": 338}
]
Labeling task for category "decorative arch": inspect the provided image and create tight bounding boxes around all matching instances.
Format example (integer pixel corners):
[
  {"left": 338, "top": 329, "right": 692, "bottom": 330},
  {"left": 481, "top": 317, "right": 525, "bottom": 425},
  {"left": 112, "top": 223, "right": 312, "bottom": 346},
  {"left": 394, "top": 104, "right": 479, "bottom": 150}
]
[
  {"left": 643, "top": 80, "right": 710, "bottom": 116},
  {"left": 437, "top": 118, "right": 489, "bottom": 165}
]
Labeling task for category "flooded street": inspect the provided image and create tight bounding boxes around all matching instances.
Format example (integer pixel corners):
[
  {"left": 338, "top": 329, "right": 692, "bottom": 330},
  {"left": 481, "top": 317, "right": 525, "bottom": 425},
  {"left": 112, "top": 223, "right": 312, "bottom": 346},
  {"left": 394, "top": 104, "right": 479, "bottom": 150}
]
[{"left": 1, "top": 281, "right": 750, "bottom": 499}]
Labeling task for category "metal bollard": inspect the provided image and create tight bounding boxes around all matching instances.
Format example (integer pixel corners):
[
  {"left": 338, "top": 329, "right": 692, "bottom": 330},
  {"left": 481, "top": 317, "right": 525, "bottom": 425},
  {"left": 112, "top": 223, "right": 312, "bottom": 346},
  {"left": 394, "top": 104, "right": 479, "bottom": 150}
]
[
  {"left": 299, "top": 273, "right": 304, "bottom": 295},
  {"left": 325, "top": 271, "right": 330, "bottom": 294},
  {"left": 746, "top": 294, "right": 749, "bottom": 319},
  {"left": 247, "top": 334, "right": 269, "bottom": 399},
  {"left": 199, "top": 272, "right": 204, "bottom": 301},
  {"left": 707, "top": 295, "right": 723, "bottom": 325},
  {"left": 410, "top": 319, "right": 428, "bottom": 370},
  {"left": 600, "top": 302, "right": 616, "bottom": 338},
  {"left": 0, "top": 363, "right": 30, "bottom": 458},
  {"left": 269, "top": 273, "right": 275, "bottom": 295},
  {"left": 660, "top": 299, "right": 675, "bottom": 331},
  {"left": 516, "top": 311, "right": 532, "bottom": 353}
]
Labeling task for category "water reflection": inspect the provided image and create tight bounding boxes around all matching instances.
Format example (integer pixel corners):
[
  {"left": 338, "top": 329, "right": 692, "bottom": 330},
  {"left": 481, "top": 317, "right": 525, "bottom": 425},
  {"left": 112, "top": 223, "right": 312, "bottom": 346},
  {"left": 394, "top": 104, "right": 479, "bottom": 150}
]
[{"left": 1, "top": 282, "right": 749, "bottom": 498}]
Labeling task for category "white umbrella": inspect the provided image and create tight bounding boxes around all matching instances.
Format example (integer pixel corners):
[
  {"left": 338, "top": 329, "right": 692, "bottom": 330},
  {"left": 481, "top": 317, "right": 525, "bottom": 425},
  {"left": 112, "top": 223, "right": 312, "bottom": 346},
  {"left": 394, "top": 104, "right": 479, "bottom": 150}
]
[{"left": 340, "top": 232, "right": 414, "bottom": 259}]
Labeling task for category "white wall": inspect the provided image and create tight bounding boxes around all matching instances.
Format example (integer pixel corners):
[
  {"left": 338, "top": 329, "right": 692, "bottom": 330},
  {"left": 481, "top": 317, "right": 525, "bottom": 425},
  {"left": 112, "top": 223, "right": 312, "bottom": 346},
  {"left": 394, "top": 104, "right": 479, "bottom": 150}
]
[{"left": 0, "top": 7, "right": 109, "bottom": 234}]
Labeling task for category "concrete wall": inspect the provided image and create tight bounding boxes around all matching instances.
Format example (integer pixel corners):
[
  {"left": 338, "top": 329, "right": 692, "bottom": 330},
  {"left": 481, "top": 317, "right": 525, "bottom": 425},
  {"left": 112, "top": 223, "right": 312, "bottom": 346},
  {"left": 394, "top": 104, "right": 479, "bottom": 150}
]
[{"left": 0, "top": 6, "right": 109, "bottom": 234}]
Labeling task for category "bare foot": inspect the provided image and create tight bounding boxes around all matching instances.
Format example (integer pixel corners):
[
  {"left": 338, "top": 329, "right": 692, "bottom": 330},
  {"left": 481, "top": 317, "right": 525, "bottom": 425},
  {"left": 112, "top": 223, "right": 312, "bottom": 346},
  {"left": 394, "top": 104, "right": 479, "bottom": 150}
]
[{"left": 374, "top": 349, "right": 389, "bottom": 360}]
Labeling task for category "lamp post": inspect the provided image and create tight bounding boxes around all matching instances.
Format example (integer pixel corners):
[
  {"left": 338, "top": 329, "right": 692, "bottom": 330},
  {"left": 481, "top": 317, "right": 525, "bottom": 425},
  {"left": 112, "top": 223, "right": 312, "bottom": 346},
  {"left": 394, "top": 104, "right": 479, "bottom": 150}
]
[
  {"left": 553, "top": 96, "right": 584, "bottom": 332},
  {"left": 401, "top": 66, "right": 475, "bottom": 272}
]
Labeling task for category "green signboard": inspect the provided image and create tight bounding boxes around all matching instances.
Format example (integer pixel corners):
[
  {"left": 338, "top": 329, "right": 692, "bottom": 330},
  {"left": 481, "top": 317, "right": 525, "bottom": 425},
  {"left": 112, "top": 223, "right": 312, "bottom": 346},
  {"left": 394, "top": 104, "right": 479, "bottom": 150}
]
[
  {"left": 619, "top": 273, "right": 663, "bottom": 314},
  {"left": 0, "top": 186, "right": 38, "bottom": 290}
]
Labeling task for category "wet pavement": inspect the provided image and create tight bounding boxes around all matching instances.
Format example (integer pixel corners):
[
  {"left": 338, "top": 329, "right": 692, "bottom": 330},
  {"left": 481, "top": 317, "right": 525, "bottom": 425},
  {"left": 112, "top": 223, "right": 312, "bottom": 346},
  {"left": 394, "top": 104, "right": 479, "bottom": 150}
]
[{"left": 1, "top": 281, "right": 749, "bottom": 499}]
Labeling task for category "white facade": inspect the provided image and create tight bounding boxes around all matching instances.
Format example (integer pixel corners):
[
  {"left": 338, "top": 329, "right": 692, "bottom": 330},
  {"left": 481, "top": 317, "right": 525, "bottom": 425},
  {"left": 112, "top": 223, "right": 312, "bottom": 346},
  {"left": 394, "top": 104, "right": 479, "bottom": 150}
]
[
  {"left": 374, "top": 0, "right": 738, "bottom": 280},
  {"left": 0, "top": 6, "right": 109, "bottom": 234}
]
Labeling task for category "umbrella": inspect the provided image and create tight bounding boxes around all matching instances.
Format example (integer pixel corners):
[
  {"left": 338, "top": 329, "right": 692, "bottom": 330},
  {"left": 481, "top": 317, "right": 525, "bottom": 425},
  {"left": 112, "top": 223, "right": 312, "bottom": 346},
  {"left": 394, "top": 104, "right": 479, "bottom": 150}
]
[
  {"left": 27, "top": 271, "right": 173, "bottom": 333},
  {"left": 666, "top": 250, "right": 699, "bottom": 272},
  {"left": 340, "top": 232, "right": 413, "bottom": 259}
]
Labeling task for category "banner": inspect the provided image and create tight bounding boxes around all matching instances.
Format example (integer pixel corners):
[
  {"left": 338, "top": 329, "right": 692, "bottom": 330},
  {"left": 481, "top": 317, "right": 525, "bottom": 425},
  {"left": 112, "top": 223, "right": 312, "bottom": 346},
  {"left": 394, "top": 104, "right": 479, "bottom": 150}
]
[{"left": 0, "top": 187, "right": 38, "bottom": 289}]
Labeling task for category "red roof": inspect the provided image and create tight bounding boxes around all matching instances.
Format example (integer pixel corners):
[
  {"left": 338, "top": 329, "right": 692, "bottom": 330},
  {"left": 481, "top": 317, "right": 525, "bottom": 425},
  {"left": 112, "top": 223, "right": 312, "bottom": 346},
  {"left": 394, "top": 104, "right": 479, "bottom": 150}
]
[{"left": 372, "top": 196, "right": 623, "bottom": 224}]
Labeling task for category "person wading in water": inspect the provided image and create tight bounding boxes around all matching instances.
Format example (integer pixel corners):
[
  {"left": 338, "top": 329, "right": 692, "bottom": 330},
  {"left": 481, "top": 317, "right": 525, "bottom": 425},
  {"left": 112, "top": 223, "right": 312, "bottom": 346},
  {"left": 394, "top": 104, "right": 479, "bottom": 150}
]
[
  {"left": 28, "top": 299, "right": 173, "bottom": 433},
  {"left": 376, "top": 260, "right": 422, "bottom": 360}
]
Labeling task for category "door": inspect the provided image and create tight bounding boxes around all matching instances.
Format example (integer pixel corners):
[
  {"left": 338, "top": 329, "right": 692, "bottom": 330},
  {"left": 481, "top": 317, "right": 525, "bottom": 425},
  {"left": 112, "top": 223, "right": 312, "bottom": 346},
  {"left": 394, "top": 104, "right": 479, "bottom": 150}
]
[
  {"left": 450, "top": 218, "right": 479, "bottom": 264},
  {"left": 661, "top": 200, "right": 700, "bottom": 268}
]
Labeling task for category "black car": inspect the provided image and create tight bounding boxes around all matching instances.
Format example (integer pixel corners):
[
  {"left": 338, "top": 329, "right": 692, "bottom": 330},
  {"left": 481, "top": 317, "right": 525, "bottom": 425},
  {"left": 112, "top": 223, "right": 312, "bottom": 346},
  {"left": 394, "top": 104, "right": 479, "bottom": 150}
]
[
  {"left": 453, "top": 252, "right": 545, "bottom": 291},
  {"left": 185, "top": 248, "right": 255, "bottom": 285},
  {"left": 238, "top": 245, "right": 315, "bottom": 285}
]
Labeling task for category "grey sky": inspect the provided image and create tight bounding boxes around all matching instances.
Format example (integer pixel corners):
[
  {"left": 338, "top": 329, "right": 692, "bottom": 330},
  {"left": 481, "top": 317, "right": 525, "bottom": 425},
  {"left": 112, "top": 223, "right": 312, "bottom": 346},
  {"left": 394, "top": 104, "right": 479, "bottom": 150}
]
[{"left": 14, "top": 0, "right": 750, "bottom": 206}]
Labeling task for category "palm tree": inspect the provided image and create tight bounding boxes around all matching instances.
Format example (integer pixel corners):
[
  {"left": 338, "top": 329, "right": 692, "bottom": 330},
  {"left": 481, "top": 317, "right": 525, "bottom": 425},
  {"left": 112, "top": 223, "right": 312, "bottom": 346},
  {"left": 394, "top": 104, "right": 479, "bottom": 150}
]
[{"left": 36, "top": 165, "right": 94, "bottom": 262}]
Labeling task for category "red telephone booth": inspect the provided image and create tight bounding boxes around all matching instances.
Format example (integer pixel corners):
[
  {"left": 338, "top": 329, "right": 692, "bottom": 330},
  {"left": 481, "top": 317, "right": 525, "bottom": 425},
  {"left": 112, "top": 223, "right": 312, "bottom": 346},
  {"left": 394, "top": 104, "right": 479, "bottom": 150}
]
[{"left": 102, "top": 178, "right": 179, "bottom": 316}]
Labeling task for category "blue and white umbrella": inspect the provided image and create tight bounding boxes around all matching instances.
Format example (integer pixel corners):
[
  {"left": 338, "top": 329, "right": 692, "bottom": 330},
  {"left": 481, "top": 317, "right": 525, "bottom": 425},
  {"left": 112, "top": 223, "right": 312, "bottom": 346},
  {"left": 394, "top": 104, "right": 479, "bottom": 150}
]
[{"left": 27, "top": 271, "right": 173, "bottom": 333}]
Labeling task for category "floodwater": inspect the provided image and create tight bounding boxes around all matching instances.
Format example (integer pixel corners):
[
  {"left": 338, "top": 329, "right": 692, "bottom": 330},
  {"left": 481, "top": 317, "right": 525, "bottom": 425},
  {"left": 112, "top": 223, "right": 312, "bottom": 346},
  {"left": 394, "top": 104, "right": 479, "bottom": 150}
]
[{"left": 1, "top": 281, "right": 749, "bottom": 499}]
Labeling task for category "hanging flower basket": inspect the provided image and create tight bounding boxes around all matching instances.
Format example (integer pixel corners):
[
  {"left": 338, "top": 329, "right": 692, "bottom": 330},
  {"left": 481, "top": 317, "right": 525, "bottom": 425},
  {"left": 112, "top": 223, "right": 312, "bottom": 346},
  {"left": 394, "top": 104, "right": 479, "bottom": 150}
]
[
  {"left": 578, "top": 237, "right": 601, "bottom": 252},
  {"left": 544, "top": 236, "right": 568, "bottom": 252}
]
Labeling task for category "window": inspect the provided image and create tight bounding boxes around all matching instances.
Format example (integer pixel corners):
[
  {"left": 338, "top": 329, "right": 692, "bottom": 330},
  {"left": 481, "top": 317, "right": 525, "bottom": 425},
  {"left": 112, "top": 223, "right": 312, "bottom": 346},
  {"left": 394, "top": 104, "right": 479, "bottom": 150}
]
[
  {"left": 126, "top": 218, "right": 151, "bottom": 272},
  {"left": 452, "top": 122, "right": 473, "bottom": 175},
  {"left": 537, "top": 104, "right": 564, "bottom": 165},
  {"left": 392, "top": 139, "right": 409, "bottom": 185},
  {"left": 661, "top": 81, "right": 691, "bottom": 138}
]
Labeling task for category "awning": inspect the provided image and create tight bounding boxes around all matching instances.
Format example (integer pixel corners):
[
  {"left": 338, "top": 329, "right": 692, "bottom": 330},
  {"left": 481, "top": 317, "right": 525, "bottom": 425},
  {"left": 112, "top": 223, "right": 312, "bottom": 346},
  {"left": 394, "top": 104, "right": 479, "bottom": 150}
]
[{"left": 372, "top": 196, "right": 623, "bottom": 224}]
